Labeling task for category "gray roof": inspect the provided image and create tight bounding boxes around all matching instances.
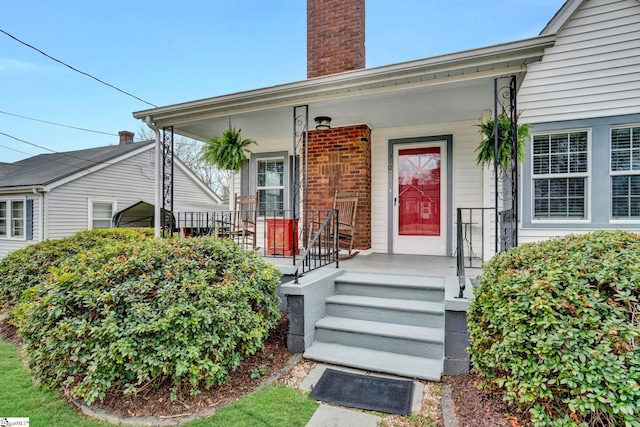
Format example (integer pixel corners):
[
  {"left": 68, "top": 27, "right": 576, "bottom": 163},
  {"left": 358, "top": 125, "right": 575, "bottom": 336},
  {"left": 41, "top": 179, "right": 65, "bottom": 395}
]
[{"left": 0, "top": 141, "right": 154, "bottom": 189}]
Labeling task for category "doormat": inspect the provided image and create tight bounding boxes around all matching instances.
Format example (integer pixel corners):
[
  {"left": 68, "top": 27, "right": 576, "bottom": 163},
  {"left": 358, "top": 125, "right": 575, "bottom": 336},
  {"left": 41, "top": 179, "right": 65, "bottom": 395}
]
[{"left": 309, "top": 368, "right": 414, "bottom": 415}]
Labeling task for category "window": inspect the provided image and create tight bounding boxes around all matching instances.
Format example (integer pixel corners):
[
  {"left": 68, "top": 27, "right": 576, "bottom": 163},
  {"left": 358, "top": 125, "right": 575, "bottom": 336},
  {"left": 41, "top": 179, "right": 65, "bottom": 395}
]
[
  {"left": 532, "top": 131, "right": 589, "bottom": 219},
  {"left": 256, "top": 158, "right": 285, "bottom": 216},
  {"left": 0, "top": 199, "right": 27, "bottom": 239},
  {"left": 610, "top": 126, "right": 640, "bottom": 219},
  {"left": 90, "top": 201, "right": 114, "bottom": 229}
]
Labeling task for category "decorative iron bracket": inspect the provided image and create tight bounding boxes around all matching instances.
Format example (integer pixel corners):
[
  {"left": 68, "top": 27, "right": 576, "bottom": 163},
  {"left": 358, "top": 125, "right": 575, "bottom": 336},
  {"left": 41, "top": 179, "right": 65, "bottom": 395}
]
[{"left": 162, "top": 126, "right": 174, "bottom": 238}]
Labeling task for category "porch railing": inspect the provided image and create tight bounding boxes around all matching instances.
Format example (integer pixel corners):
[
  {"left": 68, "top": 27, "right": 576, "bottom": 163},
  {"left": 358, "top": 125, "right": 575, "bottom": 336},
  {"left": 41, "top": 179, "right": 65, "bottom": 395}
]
[
  {"left": 171, "top": 208, "right": 339, "bottom": 280},
  {"left": 293, "top": 209, "right": 339, "bottom": 283},
  {"left": 456, "top": 207, "right": 494, "bottom": 298}
]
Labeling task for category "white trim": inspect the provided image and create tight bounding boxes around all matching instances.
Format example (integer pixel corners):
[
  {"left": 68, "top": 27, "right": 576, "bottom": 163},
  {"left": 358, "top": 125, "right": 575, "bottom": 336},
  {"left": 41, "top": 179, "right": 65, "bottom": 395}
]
[
  {"left": 0, "top": 196, "right": 28, "bottom": 240},
  {"left": 540, "top": 0, "right": 586, "bottom": 36},
  {"left": 609, "top": 124, "right": 640, "bottom": 221},
  {"left": 88, "top": 199, "right": 117, "bottom": 230},
  {"left": 530, "top": 128, "right": 592, "bottom": 223},
  {"left": 133, "top": 35, "right": 555, "bottom": 125}
]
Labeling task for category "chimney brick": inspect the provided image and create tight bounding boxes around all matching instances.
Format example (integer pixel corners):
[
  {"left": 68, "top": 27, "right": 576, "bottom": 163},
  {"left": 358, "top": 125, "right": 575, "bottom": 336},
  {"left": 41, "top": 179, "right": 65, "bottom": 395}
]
[
  {"left": 307, "top": 0, "right": 365, "bottom": 78},
  {"left": 118, "top": 131, "right": 135, "bottom": 145}
]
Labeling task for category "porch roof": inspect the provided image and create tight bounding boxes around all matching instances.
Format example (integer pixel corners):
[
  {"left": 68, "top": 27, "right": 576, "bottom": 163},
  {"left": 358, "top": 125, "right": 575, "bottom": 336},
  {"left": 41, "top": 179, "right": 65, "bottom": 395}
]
[{"left": 133, "top": 34, "right": 556, "bottom": 141}]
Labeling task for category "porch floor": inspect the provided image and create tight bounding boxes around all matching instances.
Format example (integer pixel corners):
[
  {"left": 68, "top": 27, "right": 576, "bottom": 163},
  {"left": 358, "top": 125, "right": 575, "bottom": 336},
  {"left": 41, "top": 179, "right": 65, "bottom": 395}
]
[{"left": 270, "top": 253, "right": 482, "bottom": 278}]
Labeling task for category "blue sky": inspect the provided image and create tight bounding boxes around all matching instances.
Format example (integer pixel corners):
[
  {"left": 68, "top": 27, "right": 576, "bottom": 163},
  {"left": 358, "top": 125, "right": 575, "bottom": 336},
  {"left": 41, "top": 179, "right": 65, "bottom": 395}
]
[{"left": 1, "top": 0, "right": 566, "bottom": 163}]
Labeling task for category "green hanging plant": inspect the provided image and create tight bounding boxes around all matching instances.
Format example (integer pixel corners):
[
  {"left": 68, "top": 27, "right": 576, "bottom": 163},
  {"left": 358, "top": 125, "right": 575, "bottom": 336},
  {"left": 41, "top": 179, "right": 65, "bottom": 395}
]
[
  {"left": 475, "top": 113, "right": 530, "bottom": 173},
  {"left": 201, "top": 127, "right": 257, "bottom": 172}
]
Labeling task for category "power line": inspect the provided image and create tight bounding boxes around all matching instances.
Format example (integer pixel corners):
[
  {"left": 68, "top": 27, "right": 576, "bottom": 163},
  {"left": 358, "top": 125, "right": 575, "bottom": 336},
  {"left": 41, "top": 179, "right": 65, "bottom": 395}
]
[
  {"left": 0, "top": 28, "right": 157, "bottom": 108},
  {"left": 0, "top": 110, "right": 118, "bottom": 137},
  {"left": 0, "top": 143, "right": 34, "bottom": 157}
]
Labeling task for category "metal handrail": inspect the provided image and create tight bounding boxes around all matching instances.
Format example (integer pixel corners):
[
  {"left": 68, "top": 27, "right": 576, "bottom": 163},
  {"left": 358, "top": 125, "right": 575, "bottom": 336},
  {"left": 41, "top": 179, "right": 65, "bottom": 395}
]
[
  {"left": 456, "top": 207, "right": 496, "bottom": 298},
  {"left": 293, "top": 209, "right": 339, "bottom": 283}
]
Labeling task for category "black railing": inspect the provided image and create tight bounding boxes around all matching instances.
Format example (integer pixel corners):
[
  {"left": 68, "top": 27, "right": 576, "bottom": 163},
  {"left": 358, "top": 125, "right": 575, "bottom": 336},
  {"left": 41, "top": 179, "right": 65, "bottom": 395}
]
[
  {"left": 170, "top": 209, "right": 339, "bottom": 281},
  {"left": 456, "top": 207, "right": 495, "bottom": 298},
  {"left": 293, "top": 209, "right": 339, "bottom": 283}
]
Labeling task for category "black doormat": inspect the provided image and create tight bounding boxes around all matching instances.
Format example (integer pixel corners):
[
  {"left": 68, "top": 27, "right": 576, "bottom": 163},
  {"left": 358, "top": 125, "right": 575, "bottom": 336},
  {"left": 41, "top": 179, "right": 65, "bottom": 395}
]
[{"left": 309, "top": 368, "right": 414, "bottom": 415}]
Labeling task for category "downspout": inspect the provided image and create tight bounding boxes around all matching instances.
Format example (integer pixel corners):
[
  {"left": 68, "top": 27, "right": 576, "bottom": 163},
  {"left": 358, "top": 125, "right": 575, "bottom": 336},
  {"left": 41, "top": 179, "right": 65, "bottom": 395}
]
[
  {"left": 145, "top": 116, "right": 162, "bottom": 238},
  {"left": 32, "top": 188, "right": 45, "bottom": 242}
]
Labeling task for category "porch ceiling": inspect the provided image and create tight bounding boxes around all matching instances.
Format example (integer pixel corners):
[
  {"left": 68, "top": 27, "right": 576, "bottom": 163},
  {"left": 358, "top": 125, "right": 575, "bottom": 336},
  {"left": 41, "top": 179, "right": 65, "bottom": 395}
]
[{"left": 134, "top": 34, "right": 555, "bottom": 142}]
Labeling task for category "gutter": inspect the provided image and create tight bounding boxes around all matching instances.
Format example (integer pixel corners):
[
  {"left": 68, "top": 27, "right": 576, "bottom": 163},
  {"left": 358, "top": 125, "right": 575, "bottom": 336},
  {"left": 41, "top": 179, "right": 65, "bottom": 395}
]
[
  {"left": 133, "top": 34, "right": 556, "bottom": 123},
  {"left": 145, "top": 116, "right": 162, "bottom": 238}
]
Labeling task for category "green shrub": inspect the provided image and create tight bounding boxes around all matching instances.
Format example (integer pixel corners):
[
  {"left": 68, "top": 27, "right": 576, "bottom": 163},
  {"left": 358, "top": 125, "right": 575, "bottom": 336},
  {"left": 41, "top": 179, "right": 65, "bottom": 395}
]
[
  {"left": 468, "top": 231, "right": 640, "bottom": 427},
  {"left": 0, "top": 228, "right": 153, "bottom": 309},
  {"left": 13, "top": 237, "right": 281, "bottom": 405}
]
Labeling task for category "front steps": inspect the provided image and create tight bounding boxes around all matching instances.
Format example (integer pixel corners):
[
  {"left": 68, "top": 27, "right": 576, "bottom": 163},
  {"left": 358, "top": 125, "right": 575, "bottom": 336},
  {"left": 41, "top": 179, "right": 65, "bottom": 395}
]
[{"left": 303, "top": 272, "right": 445, "bottom": 381}]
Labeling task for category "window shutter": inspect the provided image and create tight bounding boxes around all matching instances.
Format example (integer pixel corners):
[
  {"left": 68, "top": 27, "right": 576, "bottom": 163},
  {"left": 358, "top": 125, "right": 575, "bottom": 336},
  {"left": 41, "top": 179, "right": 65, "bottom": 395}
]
[{"left": 26, "top": 199, "right": 33, "bottom": 240}]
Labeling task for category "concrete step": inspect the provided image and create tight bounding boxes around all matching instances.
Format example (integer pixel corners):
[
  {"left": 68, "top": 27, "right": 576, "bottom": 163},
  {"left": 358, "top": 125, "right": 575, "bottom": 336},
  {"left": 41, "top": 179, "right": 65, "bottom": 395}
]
[
  {"left": 334, "top": 272, "right": 445, "bottom": 302},
  {"left": 314, "top": 316, "right": 443, "bottom": 359},
  {"left": 303, "top": 342, "right": 442, "bottom": 381},
  {"left": 325, "top": 294, "right": 444, "bottom": 327}
]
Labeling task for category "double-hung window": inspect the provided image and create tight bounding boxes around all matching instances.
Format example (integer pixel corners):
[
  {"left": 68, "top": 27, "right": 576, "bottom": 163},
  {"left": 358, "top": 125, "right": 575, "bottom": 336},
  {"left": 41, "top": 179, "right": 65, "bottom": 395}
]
[
  {"left": 610, "top": 126, "right": 640, "bottom": 219},
  {"left": 256, "top": 158, "right": 285, "bottom": 216},
  {"left": 89, "top": 201, "right": 114, "bottom": 229},
  {"left": 532, "top": 131, "right": 589, "bottom": 220},
  {"left": 0, "top": 199, "right": 26, "bottom": 239}
]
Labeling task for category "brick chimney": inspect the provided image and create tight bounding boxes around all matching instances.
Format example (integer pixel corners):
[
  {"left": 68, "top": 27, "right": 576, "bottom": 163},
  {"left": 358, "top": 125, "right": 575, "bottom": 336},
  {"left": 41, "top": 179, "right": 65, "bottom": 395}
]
[
  {"left": 307, "top": 0, "right": 365, "bottom": 79},
  {"left": 118, "top": 131, "right": 135, "bottom": 145}
]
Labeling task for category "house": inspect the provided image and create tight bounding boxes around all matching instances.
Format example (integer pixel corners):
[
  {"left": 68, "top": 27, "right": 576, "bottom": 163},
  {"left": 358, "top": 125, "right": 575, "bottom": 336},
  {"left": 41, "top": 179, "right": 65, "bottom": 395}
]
[
  {"left": 131, "top": 0, "right": 640, "bottom": 378},
  {"left": 0, "top": 131, "right": 223, "bottom": 259}
]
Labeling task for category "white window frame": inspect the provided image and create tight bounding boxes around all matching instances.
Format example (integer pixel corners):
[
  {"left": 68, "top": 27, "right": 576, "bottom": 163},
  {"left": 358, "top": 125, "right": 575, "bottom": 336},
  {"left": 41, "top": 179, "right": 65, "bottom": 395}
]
[
  {"left": 88, "top": 200, "right": 116, "bottom": 230},
  {"left": 0, "top": 197, "right": 27, "bottom": 240},
  {"left": 610, "top": 124, "right": 640, "bottom": 224},
  {"left": 255, "top": 156, "right": 286, "bottom": 218},
  {"left": 531, "top": 129, "right": 592, "bottom": 224}
]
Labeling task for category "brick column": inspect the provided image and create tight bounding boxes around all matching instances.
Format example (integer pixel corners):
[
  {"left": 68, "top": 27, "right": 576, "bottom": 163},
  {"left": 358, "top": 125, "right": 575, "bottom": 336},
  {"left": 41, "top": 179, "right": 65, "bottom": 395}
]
[{"left": 307, "top": 125, "right": 371, "bottom": 250}]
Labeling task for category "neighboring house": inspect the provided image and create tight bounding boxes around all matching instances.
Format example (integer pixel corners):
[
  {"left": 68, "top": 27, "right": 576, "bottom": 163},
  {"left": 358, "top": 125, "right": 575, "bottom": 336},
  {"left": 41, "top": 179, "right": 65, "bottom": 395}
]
[
  {"left": 133, "top": 0, "right": 640, "bottom": 261},
  {"left": 0, "top": 131, "right": 223, "bottom": 259}
]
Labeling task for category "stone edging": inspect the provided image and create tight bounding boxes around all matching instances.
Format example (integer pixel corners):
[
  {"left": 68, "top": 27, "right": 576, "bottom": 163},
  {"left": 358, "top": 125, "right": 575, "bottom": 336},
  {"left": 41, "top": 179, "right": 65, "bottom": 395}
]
[
  {"left": 69, "top": 353, "right": 304, "bottom": 426},
  {"left": 441, "top": 384, "right": 460, "bottom": 427}
]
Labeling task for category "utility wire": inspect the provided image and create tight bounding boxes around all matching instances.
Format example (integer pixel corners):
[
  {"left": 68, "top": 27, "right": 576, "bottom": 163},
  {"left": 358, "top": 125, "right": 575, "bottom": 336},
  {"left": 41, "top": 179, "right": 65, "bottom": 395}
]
[
  {"left": 0, "top": 143, "right": 34, "bottom": 157},
  {"left": 0, "top": 28, "right": 157, "bottom": 108},
  {"left": 0, "top": 131, "right": 144, "bottom": 169},
  {"left": 0, "top": 110, "right": 118, "bottom": 136}
]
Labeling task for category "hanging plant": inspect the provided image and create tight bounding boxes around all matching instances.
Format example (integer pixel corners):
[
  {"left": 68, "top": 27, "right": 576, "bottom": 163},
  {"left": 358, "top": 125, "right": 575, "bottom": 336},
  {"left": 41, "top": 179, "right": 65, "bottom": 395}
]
[
  {"left": 475, "top": 113, "right": 530, "bottom": 173},
  {"left": 201, "top": 127, "right": 256, "bottom": 172}
]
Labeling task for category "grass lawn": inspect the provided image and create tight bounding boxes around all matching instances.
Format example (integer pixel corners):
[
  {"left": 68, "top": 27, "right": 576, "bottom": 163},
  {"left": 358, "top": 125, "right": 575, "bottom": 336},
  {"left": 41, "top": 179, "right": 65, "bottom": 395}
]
[{"left": 0, "top": 338, "right": 318, "bottom": 427}]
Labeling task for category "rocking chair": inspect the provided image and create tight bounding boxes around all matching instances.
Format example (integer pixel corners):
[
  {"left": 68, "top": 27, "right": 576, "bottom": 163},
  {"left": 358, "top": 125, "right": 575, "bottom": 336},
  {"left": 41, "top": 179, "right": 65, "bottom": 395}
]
[
  {"left": 216, "top": 193, "right": 258, "bottom": 251},
  {"left": 333, "top": 191, "right": 359, "bottom": 260}
]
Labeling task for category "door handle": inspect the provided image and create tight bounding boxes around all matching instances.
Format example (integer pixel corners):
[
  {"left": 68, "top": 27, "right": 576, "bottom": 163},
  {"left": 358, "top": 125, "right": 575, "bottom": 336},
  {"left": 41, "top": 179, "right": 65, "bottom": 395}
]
[{"left": 394, "top": 197, "right": 397, "bottom": 207}]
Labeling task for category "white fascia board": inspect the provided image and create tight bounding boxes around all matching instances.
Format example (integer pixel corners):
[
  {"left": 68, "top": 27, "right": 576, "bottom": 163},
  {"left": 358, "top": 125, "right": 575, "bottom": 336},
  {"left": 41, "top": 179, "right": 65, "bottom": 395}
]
[
  {"left": 42, "top": 143, "right": 155, "bottom": 192},
  {"left": 540, "top": 0, "right": 585, "bottom": 35},
  {"left": 172, "top": 157, "right": 224, "bottom": 204},
  {"left": 134, "top": 34, "right": 556, "bottom": 124},
  {"left": 0, "top": 187, "right": 44, "bottom": 195}
]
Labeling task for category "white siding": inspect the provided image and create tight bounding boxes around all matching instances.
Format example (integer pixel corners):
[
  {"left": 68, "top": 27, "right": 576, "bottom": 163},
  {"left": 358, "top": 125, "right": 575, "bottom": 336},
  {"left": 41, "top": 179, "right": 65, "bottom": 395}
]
[
  {"left": 0, "top": 194, "right": 41, "bottom": 258},
  {"left": 45, "top": 148, "right": 218, "bottom": 240},
  {"left": 520, "top": 0, "right": 640, "bottom": 123},
  {"left": 371, "top": 119, "right": 486, "bottom": 254}
]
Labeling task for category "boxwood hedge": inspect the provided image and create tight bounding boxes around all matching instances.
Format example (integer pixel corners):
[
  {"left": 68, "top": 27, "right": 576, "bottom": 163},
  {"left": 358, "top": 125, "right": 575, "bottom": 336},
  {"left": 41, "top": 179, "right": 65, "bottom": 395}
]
[
  {"left": 0, "top": 228, "right": 153, "bottom": 309},
  {"left": 468, "top": 231, "right": 639, "bottom": 426},
  {"left": 12, "top": 236, "right": 281, "bottom": 405}
]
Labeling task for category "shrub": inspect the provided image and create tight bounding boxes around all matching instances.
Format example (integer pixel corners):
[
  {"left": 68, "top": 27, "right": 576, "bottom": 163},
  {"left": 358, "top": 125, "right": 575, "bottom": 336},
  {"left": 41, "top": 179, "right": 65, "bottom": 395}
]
[
  {"left": 468, "top": 231, "right": 640, "bottom": 427},
  {"left": 0, "top": 228, "right": 153, "bottom": 309},
  {"left": 13, "top": 236, "right": 281, "bottom": 405}
]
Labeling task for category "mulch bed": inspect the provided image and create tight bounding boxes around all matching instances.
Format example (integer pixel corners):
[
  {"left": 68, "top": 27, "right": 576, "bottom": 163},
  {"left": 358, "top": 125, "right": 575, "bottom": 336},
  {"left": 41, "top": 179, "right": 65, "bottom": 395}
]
[{"left": 446, "top": 374, "right": 529, "bottom": 427}]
